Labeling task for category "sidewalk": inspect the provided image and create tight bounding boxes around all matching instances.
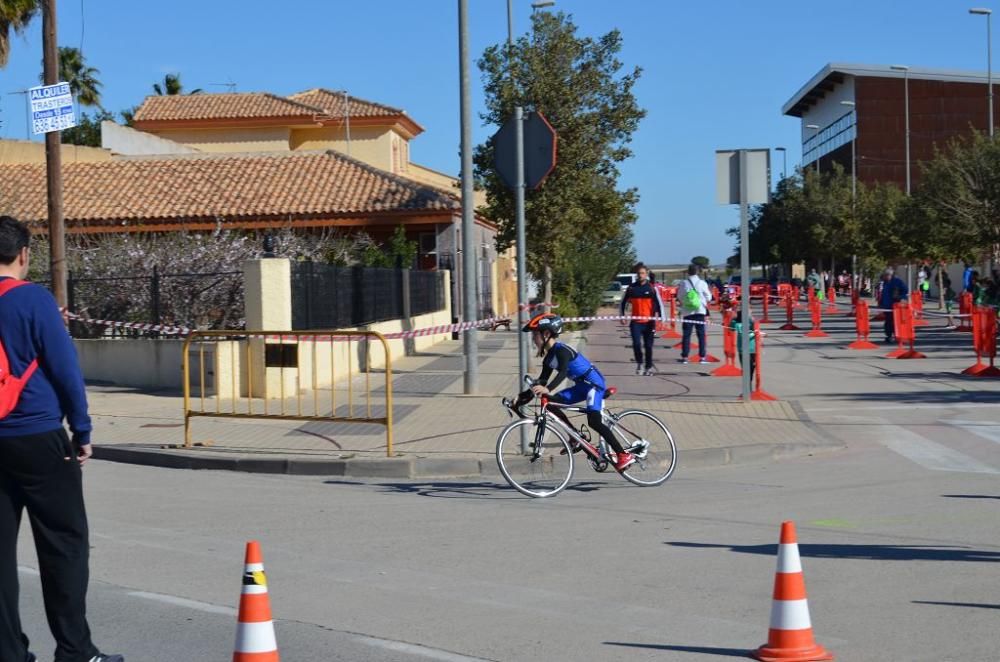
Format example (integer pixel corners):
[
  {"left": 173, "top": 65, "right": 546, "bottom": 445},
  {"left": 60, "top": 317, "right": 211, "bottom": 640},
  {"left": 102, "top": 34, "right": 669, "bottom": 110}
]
[{"left": 88, "top": 310, "right": 848, "bottom": 477}]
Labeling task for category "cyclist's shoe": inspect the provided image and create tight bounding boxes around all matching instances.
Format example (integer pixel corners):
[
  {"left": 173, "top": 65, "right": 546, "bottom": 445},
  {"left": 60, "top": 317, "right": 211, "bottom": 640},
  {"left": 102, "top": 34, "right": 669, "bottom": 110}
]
[
  {"left": 614, "top": 451, "right": 636, "bottom": 471},
  {"left": 631, "top": 440, "right": 650, "bottom": 459}
]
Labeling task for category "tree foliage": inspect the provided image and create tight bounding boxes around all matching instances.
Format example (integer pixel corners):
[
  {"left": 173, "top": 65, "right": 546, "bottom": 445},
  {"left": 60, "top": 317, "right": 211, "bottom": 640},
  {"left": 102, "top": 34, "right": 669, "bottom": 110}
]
[
  {"left": 153, "top": 73, "right": 201, "bottom": 96},
  {"left": 0, "top": 0, "right": 37, "bottom": 68},
  {"left": 473, "top": 11, "right": 644, "bottom": 316},
  {"left": 40, "top": 46, "right": 102, "bottom": 107}
]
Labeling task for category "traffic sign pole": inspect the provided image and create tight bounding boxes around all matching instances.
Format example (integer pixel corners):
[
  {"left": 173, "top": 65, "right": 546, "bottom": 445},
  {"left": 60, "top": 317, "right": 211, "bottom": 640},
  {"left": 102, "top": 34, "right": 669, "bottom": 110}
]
[{"left": 514, "top": 105, "right": 529, "bottom": 452}]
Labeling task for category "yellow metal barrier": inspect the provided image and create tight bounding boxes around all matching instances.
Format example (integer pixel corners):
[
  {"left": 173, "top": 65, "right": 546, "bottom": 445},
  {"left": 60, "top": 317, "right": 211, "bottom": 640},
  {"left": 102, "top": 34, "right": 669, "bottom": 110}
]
[{"left": 182, "top": 330, "right": 394, "bottom": 456}]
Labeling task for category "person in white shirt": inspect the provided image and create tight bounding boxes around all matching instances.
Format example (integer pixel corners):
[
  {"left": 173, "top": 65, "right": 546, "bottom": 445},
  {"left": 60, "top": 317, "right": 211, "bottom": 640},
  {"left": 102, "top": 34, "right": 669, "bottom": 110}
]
[{"left": 675, "top": 264, "right": 714, "bottom": 363}]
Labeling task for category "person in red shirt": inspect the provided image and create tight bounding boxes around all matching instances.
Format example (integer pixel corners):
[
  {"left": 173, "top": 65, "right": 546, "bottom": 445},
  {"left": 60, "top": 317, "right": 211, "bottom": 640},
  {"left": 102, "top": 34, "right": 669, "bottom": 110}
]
[{"left": 619, "top": 264, "right": 664, "bottom": 376}]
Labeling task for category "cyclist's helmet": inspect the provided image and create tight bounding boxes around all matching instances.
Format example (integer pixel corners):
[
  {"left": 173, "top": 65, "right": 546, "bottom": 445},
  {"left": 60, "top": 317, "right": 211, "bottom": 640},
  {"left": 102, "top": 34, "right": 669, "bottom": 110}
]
[{"left": 522, "top": 313, "right": 564, "bottom": 336}]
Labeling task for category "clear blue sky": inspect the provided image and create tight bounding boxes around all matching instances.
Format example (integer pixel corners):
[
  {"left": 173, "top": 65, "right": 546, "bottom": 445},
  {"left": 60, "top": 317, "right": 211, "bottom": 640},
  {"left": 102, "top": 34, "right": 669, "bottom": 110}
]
[{"left": 0, "top": 1, "right": 993, "bottom": 264}]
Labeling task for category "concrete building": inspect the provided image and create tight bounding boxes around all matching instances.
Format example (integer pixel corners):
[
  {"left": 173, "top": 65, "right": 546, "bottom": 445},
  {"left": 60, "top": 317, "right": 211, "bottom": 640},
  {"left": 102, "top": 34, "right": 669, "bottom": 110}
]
[{"left": 782, "top": 63, "right": 998, "bottom": 190}]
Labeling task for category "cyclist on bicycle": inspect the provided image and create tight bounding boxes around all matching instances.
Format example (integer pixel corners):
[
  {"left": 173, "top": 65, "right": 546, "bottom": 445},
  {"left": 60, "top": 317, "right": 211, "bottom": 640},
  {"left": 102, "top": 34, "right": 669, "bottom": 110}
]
[{"left": 518, "top": 313, "right": 635, "bottom": 471}]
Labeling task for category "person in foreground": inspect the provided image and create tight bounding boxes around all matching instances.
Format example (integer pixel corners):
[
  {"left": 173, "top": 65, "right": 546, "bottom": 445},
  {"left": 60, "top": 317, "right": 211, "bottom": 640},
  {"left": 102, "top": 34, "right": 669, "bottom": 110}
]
[
  {"left": 0, "top": 216, "right": 123, "bottom": 662},
  {"left": 518, "top": 313, "right": 636, "bottom": 471}
]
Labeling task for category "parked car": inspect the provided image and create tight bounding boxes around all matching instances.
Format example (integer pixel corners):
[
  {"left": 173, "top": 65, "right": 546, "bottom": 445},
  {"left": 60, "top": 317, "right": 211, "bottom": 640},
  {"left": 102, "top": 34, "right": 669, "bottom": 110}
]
[
  {"left": 601, "top": 281, "right": 625, "bottom": 306},
  {"left": 615, "top": 273, "right": 637, "bottom": 288}
]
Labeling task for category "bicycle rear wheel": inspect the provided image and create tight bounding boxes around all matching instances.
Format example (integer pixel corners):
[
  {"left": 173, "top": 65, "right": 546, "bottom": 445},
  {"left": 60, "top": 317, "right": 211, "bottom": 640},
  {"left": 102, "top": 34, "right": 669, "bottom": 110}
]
[
  {"left": 612, "top": 409, "right": 677, "bottom": 486},
  {"left": 496, "top": 418, "right": 574, "bottom": 498}
]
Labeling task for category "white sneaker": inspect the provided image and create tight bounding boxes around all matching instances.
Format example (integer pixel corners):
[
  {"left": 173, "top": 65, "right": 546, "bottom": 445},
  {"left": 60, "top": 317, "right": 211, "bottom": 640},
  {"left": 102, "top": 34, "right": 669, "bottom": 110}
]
[
  {"left": 696, "top": 357, "right": 706, "bottom": 364},
  {"left": 678, "top": 357, "right": 688, "bottom": 364},
  {"left": 644, "top": 365, "right": 657, "bottom": 376},
  {"left": 635, "top": 364, "right": 643, "bottom": 375}
]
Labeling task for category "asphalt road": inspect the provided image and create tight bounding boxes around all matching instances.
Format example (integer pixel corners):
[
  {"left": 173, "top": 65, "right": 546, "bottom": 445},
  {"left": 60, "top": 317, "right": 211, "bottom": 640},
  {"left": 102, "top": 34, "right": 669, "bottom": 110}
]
[{"left": 15, "top": 424, "right": 1000, "bottom": 662}]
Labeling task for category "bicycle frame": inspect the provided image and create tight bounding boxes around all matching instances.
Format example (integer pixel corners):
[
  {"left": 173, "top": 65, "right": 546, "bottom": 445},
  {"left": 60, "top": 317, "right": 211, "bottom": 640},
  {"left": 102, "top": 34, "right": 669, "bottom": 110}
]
[{"left": 532, "top": 396, "right": 619, "bottom": 466}]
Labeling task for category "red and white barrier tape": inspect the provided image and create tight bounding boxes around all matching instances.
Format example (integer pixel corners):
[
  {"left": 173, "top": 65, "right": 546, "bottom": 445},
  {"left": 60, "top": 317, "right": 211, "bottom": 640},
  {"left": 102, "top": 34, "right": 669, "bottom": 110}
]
[{"left": 61, "top": 302, "right": 560, "bottom": 341}]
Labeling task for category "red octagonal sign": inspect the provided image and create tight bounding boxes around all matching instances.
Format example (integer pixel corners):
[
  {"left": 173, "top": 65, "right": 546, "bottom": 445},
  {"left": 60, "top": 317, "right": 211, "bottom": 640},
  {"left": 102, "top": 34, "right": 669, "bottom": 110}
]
[{"left": 492, "top": 111, "right": 557, "bottom": 191}]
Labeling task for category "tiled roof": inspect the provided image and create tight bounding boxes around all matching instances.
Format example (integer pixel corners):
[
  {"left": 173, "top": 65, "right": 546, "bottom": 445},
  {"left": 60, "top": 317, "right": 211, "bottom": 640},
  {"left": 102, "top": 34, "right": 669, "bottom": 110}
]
[
  {"left": 0, "top": 151, "right": 460, "bottom": 230},
  {"left": 288, "top": 88, "right": 406, "bottom": 119},
  {"left": 133, "top": 93, "right": 323, "bottom": 123}
]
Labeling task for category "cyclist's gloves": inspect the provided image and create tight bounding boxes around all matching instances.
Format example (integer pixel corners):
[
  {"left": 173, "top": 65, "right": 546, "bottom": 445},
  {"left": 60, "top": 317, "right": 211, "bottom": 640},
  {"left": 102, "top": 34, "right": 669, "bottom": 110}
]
[{"left": 516, "top": 390, "right": 534, "bottom": 407}]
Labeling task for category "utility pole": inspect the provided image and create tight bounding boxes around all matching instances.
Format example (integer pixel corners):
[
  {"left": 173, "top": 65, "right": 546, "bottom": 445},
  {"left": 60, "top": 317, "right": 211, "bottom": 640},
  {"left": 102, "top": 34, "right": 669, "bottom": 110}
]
[
  {"left": 43, "top": 0, "right": 67, "bottom": 307},
  {"left": 458, "top": 0, "right": 478, "bottom": 393},
  {"left": 508, "top": 0, "right": 528, "bottom": 406}
]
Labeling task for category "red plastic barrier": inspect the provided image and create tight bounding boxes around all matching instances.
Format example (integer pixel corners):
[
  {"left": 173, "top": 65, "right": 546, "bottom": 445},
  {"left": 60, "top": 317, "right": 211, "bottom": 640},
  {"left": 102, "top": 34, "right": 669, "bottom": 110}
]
[
  {"left": 957, "top": 292, "right": 973, "bottom": 332},
  {"left": 751, "top": 321, "right": 777, "bottom": 400},
  {"left": 847, "top": 300, "right": 879, "bottom": 350},
  {"left": 976, "top": 310, "right": 1000, "bottom": 377},
  {"left": 804, "top": 298, "right": 829, "bottom": 338},
  {"left": 825, "top": 287, "right": 838, "bottom": 314},
  {"left": 712, "top": 310, "right": 742, "bottom": 377},
  {"left": 658, "top": 285, "right": 681, "bottom": 339},
  {"left": 760, "top": 285, "right": 773, "bottom": 323},
  {"left": 847, "top": 287, "right": 859, "bottom": 316},
  {"left": 889, "top": 302, "right": 925, "bottom": 359},
  {"left": 911, "top": 290, "right": 929, "bottom": 327},
  {"left": 778, "top": 292, "right": 801, "bottom": 331},
  {"left": 962, "top": 306, "right": 986, "bottom": 375}
]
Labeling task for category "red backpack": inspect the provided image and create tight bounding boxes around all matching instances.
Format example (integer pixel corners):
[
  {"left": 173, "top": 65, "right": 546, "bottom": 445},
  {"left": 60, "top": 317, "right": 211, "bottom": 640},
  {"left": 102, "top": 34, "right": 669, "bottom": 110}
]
[{"left": 0, "top": 279, "right": 38, "bottom": 419}]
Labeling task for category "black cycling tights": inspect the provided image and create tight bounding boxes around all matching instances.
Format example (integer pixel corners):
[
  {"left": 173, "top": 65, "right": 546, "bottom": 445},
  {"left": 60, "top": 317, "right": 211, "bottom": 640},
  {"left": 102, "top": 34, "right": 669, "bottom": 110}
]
[{"left": 551, "top": 407, "right": 624, "bottom": 454}]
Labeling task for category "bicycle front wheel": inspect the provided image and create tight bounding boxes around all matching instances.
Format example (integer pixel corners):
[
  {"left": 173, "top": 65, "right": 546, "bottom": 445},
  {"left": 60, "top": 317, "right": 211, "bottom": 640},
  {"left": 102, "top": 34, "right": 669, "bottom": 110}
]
[
  {"left": 612, "top": 409, "right": 677, "bottom": 486},
  {"left": 496, "top": 418, "right": 574, "bottom": 498}
]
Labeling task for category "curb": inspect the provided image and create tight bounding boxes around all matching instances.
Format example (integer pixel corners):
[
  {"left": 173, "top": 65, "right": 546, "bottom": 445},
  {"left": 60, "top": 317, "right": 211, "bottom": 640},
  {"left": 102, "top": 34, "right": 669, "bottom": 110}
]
[{"left": 92, "top": 438, "right": 845, "bottom": 478}]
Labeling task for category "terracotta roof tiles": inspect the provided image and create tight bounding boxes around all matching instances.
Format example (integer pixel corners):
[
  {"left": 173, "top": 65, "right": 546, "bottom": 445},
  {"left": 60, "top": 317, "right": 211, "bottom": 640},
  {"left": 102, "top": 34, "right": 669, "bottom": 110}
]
[
  {"left": 0, "top": 151, "right": 460, "bottom": 230},
  {"left": 133, "top": 92, "right": 323, "bottom": 123}
]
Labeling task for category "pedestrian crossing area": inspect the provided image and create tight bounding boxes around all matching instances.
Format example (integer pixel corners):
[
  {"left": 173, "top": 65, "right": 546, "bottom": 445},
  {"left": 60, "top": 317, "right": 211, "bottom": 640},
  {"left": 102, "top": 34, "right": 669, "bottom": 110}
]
[{"left": 840, "top": 415, "right": 1000, "bottom": 475}]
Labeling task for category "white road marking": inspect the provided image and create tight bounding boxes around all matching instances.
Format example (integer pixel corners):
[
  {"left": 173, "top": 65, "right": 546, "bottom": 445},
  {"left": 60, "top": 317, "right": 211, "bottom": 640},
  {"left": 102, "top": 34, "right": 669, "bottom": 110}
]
[
  {"left": 806, "top": 402, "right": 1000, "bottom": 413},
  {"left": 127, "top": 591, "right": 236, "bottom": 615},
  {"left": 881, "top": 426, "right": 1000, "bottom": 474},
  {"left": 947, "top": 420, "right": 1000, "bottom": 446},
  {"left": 353, "top": 635, "right": 495, "bottom": 662}
]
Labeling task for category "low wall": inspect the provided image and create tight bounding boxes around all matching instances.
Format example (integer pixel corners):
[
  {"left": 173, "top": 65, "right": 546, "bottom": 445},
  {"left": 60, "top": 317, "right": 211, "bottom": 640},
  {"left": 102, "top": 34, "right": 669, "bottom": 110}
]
[
  {"left": 74, "top": 307, "right": 453, "bottom": 392},
  {"left": 75, "top": 338, "right": 185, "bottom": 390}
]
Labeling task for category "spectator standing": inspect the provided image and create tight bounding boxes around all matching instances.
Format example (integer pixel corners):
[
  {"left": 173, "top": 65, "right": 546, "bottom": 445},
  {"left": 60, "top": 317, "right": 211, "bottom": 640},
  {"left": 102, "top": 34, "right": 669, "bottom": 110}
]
[
  {"left": 676, "top": 264, "right": 714, "bottom": 363},
  {"left": 878, "top": 267, "right": 908, "bottom": 344},
  {"left": 807, "top": 268, "right": 824, "bottom": 300},
  {"left": 619, "top": 263, "right": 663, "bottom": 376},
  {"left": 0, "top": 217, "right": 124, "bottom": 662}
]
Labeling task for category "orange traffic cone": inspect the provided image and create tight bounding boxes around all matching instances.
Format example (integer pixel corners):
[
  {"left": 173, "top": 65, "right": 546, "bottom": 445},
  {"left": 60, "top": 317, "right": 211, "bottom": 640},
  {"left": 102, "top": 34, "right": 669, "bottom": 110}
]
[
  {"left": 234, "top": 541, "right": 280, "bottom": 661},
  {"left": 751, "top": 522, "right": 833, "bottom": 662}
]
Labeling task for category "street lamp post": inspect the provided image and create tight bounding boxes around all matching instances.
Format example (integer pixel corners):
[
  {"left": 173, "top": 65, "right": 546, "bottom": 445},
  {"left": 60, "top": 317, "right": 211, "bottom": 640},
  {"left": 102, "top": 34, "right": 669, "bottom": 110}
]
[
  {"left": 459, "top": 0, "right": 478, "bottom": 394},
  {"left": 890, "top": 65, "right": 913, "bottom": 291},
  {"left": 890, "top": 65, "right": 911, "bottom": 195},
  {"left": 805, "top": 124, "right": 820, "bottom": 173},
  {"left": 970, "top": 8, "right": 994, "bottom": 136},
  {"left": 840, "top": 100, "right": 858, "bottom": 293}
]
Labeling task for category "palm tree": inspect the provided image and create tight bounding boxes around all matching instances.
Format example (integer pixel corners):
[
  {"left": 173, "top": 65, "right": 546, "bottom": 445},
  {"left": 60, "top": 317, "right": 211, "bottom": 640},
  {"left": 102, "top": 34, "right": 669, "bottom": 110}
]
[
  {"left": 39, "top": 46, "right": 102, "bottom": 107},
  {"left": 153, "top": 73, "right": 202, "bottom": 96},
  {"left": 0, "top": 0, "right": 39, "bottom": 68}
]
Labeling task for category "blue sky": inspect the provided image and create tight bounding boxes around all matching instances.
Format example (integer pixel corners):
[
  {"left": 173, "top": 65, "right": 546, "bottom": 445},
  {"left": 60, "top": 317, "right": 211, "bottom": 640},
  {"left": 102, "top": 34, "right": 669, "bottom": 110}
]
[{"left": 0, "top": 1, "right": 994, "bottom": 264}]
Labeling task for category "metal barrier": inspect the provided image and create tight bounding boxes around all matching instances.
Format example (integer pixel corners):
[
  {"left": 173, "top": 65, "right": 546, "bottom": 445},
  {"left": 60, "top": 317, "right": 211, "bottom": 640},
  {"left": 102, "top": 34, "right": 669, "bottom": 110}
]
[{"left": 182, "top": 330, "right": 394, "bottom": 456}]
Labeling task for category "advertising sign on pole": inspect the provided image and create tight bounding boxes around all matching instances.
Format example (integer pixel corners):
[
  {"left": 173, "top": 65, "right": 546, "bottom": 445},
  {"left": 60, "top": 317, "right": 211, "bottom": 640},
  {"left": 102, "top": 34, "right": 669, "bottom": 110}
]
[{"left": 29, "top": 82, "right": 76, "bottom": 135}]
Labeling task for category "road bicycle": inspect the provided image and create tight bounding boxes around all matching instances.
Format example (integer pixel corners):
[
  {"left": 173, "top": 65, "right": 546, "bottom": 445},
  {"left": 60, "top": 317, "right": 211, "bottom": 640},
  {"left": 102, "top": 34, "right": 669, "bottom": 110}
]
[{"left": 497, "top": 379, "right": 677, "bottom": 497}]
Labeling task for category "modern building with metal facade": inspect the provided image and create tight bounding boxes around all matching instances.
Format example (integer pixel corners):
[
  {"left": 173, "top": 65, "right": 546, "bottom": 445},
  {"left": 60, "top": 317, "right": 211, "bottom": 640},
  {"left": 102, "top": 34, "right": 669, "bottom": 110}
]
[{"left": 783, "top": 63, "right": 999, "bottom": 190}]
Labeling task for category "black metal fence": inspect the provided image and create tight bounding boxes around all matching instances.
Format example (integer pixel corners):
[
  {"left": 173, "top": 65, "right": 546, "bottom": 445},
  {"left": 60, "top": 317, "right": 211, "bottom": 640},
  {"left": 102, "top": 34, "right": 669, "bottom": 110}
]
[
  {"left": 291, "top": 262, "right": 447, "bottom": 329},
  {"left": 56, "top": 268, "right": 244, "bottom": 338}
]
